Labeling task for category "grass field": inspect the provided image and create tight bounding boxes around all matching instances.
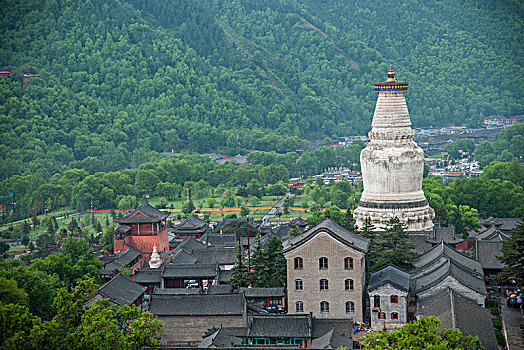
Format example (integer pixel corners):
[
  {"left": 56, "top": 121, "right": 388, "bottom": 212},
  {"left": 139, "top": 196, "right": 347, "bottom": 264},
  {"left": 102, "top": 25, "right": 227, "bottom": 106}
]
[{"left": 1, "top": 193, "right": 320, "bottom": 242}]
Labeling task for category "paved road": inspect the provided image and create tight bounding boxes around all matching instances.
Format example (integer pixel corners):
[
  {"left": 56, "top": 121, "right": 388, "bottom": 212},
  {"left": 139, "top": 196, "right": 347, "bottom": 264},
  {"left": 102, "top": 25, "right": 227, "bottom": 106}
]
[
  {"left": 262, "top": 193, "right": 294, "bottom": 223},
  {"left": 501, "top": 303, "right": 524, "bottom": 350}
]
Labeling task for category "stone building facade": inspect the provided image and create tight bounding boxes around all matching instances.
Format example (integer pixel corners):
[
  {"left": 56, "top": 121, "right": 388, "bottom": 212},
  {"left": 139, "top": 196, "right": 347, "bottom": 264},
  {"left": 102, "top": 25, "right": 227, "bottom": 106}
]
[
  {"left": 367, "top": 265, "right": 410, "bottom": 330},
  {"left": 354, "top": 66, "right": 434, "bottom": 232},
  {"left": 283, "top": 218, "right": 369, "bottom": 322}
]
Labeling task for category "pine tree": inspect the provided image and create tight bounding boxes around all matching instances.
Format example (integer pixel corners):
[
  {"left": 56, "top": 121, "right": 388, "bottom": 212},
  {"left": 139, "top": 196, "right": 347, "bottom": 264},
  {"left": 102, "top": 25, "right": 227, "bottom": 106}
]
[
  {"left": 360, "top": 217, "right": 376, "bottom": 238},
  {"left": 373, "top": 217, "right": 417, "bottom": 272},
  {"left": 69, "top": 217, "right": 78, "bottom": 232},
  {"left": 497, "top": 217, "right": 524, "bottom": 284},
  {"left": 263, "top": 237, "right": 287, "bottom": 288},
  {"left": 230, "top": 243, "right": 250, "bottom": 289},
  {"left": 22, "top": 220, "right": 30, "bottom": 235},
  {"left": 105, "top": 215, "right": 109, "bottom": 227},
  {"left": 32, "top": 213, "right": 39, "bottom": 228},
  {"left": 47, "top": 219, "right": 55, "bottom": 235}
]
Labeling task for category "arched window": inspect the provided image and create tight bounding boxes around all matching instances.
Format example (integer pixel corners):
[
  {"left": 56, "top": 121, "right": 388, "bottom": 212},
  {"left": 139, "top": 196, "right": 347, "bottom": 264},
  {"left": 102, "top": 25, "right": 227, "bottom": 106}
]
[
  {"left": 320, "top": 279, "right": 329, "bottom": 290},
  {"left": 295, "top": 301, "right": 304, "bottom": 313},
  {"left": 391, "top": 312, "right": 399, "bottom": 320},
  {"left": 319, "top": 257, "right": 328, "bottom": 269},
  {"left": 391, "top": 295, "right": 399, "bottom": 303},
  {"left": 378, "top": 312, "right": 386, "bottom": 319},
  {"left": 346, "top": 301, "right": 355, "bottom": 313},
  {"left": 344, "top": 257, "right": 354, "bottom": 270},
  {"left": 294, "top": 257, "right": 303, "bottom": 270},
  {"left": 295, "top": 279, "right": 303, "bottom": 291},
  {"left": 320, "top": 301, "right": 330, "bottom": 313},
  {"left": 345, "top": 279, "right": 354, "bottom": 291},
  {"left": 374, "top": 295, "right": 381, "bottom": 308}
]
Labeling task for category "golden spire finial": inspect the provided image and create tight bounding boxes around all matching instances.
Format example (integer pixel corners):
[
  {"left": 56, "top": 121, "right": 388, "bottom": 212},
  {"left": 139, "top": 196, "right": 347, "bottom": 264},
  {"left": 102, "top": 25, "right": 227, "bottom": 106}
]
[{"left": 386, "top": 65, "right": 396, "bottom": 82}]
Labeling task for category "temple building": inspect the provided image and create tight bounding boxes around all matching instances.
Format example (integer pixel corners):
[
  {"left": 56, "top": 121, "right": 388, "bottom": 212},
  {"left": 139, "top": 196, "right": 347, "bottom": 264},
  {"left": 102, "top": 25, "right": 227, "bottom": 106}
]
[
  {"left": 113, "top": 203, "right": 169, "bottom": 257},
  {"left": 354, "top": 66, "right": 434, "bottom": 232}
]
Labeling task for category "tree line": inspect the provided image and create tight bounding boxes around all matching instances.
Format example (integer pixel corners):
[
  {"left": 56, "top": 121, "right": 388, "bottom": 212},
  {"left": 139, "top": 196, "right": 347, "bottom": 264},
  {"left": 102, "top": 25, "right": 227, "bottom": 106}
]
[{"left": 1, "top": 0, "right": 521, "bottom": 180}]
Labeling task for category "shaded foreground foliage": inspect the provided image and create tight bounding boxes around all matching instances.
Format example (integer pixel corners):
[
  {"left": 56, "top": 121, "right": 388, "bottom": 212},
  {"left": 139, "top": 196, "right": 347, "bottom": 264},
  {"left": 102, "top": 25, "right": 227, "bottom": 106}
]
[
  {"left": 0, "top": 278, "right": 164, "bottom": 350},
  {"left": 363, "top": 316, "right": 483, "bottom": 350}
]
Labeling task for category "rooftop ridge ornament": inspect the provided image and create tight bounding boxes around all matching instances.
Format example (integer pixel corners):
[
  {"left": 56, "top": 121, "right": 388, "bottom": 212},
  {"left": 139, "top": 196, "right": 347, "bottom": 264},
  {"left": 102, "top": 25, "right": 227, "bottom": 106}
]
[{"left": 374, "top": 65, "right": 408, "bottom": 93}]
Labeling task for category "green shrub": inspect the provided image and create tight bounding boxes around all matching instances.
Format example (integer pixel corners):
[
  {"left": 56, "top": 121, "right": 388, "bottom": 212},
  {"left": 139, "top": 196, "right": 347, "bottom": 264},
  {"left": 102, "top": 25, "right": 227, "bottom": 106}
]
[
  {"left": 492, "top": 318, "right": 502, "bottom": 330},
  {"left": 494, "top": 329, "right": 505, "bottom": 346},
  {"left": 486, "top": 299, "right": 498, "bottom": 308},
  {"left": 490, "top": 306, "right": 499, "bottom": 316}
]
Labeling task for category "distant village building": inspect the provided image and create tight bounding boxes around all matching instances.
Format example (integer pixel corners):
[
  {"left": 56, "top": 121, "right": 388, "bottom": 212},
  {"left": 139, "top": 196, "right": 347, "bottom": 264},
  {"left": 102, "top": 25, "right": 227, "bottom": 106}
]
[
  {"left": 170, "top": 214, "right": 210, "bottom": 240},
  {"left": 113, "top": 203, "right": 169, "bottom": 258},
  {"left": 283, "top": 218, "right": 369, "bottom": 322},
  {"left": 354, "top": 66, "right": 434, "bottom": 232}
]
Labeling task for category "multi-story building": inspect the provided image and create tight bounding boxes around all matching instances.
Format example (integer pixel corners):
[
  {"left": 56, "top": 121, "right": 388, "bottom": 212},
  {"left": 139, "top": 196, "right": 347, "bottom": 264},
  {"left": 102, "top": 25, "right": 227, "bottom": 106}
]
[
  {"left": 283, "top": 218, "right": 370, "bottom": 322},
  {"left": 113, "top": 202, "right": 169, "bottom": 257},
  {"left": 367, "top": 264, "right": 411, "bottom": 330}
]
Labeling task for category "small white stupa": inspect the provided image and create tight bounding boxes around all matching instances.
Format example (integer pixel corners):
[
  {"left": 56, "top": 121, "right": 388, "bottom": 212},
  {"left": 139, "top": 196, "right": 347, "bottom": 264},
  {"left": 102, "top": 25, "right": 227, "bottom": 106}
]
[{"left": 148, "top": 244, "right": 162, "bottom": 269}]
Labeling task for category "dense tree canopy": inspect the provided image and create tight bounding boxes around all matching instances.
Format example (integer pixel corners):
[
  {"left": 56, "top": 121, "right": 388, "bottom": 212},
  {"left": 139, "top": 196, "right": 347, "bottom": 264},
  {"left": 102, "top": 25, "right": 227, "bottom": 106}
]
[
  {"left": 363, "top": 316, "right": 483, "bottom": 350},
  {"left": 0, "top": 0, "right": 522, "bottom": 181}
]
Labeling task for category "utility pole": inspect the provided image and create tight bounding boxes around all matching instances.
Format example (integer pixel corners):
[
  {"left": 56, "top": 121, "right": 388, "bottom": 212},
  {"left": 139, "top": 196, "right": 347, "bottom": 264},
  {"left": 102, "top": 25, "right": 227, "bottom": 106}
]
[{"left": 246, "top": 216, "right": 251, "bottom": 271}]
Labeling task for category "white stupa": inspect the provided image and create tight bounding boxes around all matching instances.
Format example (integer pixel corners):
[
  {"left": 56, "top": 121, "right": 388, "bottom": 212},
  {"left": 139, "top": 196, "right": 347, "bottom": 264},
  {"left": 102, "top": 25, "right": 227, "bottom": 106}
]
[
  {"left": 353, "top": 66, "right": 434, "bottom": 232},
  {"left": 148, "top": 244, "right": 162, "bottom": 269}
]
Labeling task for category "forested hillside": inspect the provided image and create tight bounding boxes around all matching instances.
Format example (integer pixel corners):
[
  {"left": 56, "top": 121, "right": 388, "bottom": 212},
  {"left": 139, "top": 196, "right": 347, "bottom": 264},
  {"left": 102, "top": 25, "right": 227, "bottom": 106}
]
[{"left": 0, "top": 0, "right": 522, "bottom": 179}]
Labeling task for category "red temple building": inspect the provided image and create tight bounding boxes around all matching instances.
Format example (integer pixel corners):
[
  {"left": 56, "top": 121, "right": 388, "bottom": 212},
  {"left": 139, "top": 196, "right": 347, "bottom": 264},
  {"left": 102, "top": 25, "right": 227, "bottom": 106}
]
[{"left": 113, "top": 203, "right": 169, "bottom": 258}]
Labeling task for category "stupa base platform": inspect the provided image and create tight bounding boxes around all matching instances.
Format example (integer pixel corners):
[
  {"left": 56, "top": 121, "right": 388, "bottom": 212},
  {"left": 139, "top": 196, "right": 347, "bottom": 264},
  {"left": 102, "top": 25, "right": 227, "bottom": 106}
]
[{"left": 353, "top": 203, "right": 434, "bottom": 233}]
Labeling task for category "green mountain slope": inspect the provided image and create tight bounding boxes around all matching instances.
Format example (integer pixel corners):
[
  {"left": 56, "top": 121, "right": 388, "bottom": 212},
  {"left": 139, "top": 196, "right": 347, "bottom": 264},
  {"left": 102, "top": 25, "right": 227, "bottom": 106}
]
[{"left": 0, "top": 0, "right": 521, "bottom": 179}]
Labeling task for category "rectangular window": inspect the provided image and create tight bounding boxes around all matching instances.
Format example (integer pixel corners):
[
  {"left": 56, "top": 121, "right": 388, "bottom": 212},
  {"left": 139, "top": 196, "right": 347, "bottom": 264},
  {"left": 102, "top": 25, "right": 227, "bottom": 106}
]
[{"left": 295, "top": 280, "right": 303, "bottom": 291}]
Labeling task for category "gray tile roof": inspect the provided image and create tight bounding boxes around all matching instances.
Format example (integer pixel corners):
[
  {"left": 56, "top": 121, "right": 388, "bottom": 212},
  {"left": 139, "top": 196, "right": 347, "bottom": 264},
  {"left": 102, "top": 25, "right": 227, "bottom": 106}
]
[
  {"left": 475, "top": 240, "right": 505, "bottom": 270},
  {"left": 112, "top": 225, "right": 131, "bottom": 235},
  {"left": 283, "top": 218, "right": 369, "bottom": 254},
  {"left": 413, "top": 259, "right": 487, "bottom": 296},
  {"left": 416, "top": 288, "right": 498, "bottom": 350},
  {"left": 98, "top": 273, "right": 146, "bottom": 306},
  {"left": 310, "top": 328, "right": 353, "bottom": 349},
  {"left": 115, "top": 248, "right": 142, "bottom": 267},
  {"left": 239, "top": 287, "right": 285, "bottom": 298},
  {"left": 479, "top": 217, "right": 521, "bottom": 232},
  {"left": 412, "top": 241, "right": 484, "bottom": 276},
  {"left": 407, "top": 234, "right": 433, "bottom": 255},
  {"left": 173, "top": 214, "right": 209, "bottom": 234},
  {"left": 133, "top": 268, "right": 161, "bottom": 284},
  {"left": 149, "top": 294, "right": 245, "bottom": 316},
  {"left": 425, "top": 226, "right": 462, "bottom": 245},
  {"left": 162, "top": 264, "right": 219, "bottom": 278},
  {"left": 202, "top": 233, "right": 237, "bottom": 248},
  {"left": 311, "top": 318, "right": 353, "bottom": 338},
  {"left": 476, "top": 225, "right": 510, "bottom": 241},
  {"left": 368, "top": 264, "right": 411, "bottom": 292},
  {"left": 115, "top": 203, "right": 169, "bottom": 224},
  {"left": 176, "top": 237, "right": 208, "bottom": 251},
  {"left": 192, "top": 248, "right": 237, "bottom": 265},
  {"left": 166, "top": 249, "right": 199, "bottom": 265},
  {"left": 218, "top": 269, "right": 232, "bottom": 283},
  {"left": 290, "top": 217, "right": 308, "bottom": 226},
  {"left": 199, "top": 327, "right": 242, "bottom": 348},
  {"left": 248, "top": 315, "right": 311, "bottom": 338},
  {"left": 207, "top": 284, "right": 233, "bottom": 295},
  {"left": 153, "top": 288, "right": 202, "bottom": 295}
]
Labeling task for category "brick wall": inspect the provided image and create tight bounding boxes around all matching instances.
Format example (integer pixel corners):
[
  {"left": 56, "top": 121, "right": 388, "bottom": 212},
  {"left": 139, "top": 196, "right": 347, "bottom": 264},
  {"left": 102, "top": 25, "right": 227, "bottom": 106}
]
[
  {"left": 285, "top": 231, "right": 366, "bottom": 322},
  {"left": 369, "top": 283, "right": 409, "bottom": 330}
]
